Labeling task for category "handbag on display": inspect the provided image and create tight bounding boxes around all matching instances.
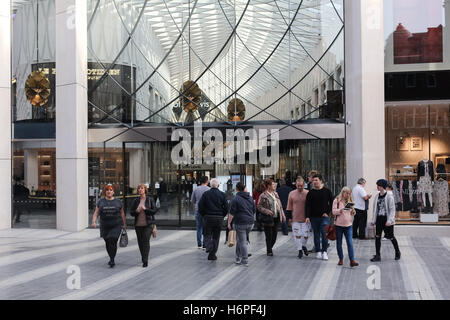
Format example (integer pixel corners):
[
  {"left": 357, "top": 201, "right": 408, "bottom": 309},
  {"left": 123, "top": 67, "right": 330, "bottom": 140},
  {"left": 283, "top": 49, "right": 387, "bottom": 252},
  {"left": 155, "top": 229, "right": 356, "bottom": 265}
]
[
  {"left": 227, "top": 230, "right": 236, "bottom": 247},
  {"left": 155, "top": 197, "right": 161, "bottom": 209},
  {"left": 119, "top": 229, "right": 128, "bottom": 247}
]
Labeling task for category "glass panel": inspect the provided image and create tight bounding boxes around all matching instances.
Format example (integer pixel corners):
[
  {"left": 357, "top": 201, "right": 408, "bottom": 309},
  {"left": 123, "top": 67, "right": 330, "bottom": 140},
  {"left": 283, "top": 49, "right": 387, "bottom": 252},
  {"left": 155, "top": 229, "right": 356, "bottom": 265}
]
[
  {"left": 386, "top": 103, "right": 450, "bottom": 222},
  {"left": 87, "top": 0, "right": 344, "bottom": 125}
]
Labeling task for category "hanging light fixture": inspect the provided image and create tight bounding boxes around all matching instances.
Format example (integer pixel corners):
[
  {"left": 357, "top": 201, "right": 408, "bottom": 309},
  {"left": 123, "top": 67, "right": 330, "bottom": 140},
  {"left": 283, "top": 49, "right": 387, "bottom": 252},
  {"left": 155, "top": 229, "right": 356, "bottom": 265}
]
[{"left": 25, "top": 71, "right": 50, "bottom": 107}]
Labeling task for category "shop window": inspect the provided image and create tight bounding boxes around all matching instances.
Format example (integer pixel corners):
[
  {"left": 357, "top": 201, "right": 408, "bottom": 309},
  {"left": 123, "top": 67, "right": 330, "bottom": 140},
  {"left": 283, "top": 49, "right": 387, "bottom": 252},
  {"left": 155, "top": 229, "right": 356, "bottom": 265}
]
[
  {"left": 406, "top": 74, "right": 416, "bottom": 88},
  {"left": 427, "top": 74, "right": 437, "bottom": 88}
]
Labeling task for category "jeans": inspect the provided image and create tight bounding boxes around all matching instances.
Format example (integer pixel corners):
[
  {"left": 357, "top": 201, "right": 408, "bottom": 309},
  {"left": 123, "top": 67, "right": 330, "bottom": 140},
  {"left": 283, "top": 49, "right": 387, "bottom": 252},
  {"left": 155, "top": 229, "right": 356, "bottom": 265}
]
[
  {"left": 310, "top": 217, "right": 330, "bottom": 253},
  {"left": 195, "top": 211, "right": 203, "bottom": 247},
  {"left": 353, "top": 209, "right": 367, "bottom": 239},
  {"left": 204, "top": 215, "right": 224, "bottom": 257},
  {"left": 336, "top": 226, "right": 355, "bottom": 261},
  {"left": 135, "top": 225, "right": 152, "bottom": 263},
  {"left": 235, "top": 223, "right": 254, "bottom": 264}
]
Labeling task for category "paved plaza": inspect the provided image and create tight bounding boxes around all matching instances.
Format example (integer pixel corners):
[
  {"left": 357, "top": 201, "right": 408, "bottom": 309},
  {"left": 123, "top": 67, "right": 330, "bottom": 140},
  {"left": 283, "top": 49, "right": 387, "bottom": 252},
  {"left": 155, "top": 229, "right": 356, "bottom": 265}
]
[{"left": 0, "top": 226, "right": 449, "bottom": 300}]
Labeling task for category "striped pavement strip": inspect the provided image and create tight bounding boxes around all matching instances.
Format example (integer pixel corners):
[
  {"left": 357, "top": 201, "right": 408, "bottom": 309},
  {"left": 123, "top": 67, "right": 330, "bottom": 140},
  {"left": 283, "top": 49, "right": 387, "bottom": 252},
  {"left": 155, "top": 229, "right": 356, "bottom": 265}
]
[
  {"left": 186, "top": 235, "right": 291, "bottom": 300},
  {"left": 440, "top": 237, "right": 450, "bottom": 251},
  {"left": 0, "top": 231, "right": 191, "bottom": 291},
  {"left": 397, "top": 236, "right": 443, "bottom": 300},
  {"left": 52, "top": 248, "right": 197, "bottom": 300},
  {"left": 302, "top": 242, "right": 341, "bottom": 300},
  {"left": 0, "top": 233, "right": 138, "bottom": 267}
]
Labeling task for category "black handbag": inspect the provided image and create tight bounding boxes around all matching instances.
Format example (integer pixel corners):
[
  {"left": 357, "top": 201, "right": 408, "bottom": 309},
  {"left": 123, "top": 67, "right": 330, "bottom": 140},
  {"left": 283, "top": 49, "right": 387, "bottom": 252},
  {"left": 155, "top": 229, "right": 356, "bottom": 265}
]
[
  {"left": 260, "top": 212, "right": 274, "bottom": 225},
  {"left": 119, "top": 229, "right": 128, "bottom": 247}
]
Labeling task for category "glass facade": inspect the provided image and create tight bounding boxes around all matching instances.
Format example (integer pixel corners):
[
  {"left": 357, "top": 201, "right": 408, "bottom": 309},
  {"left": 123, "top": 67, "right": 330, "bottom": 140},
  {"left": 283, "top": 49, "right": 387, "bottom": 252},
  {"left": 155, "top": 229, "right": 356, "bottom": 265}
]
[{"left": 11, "top": 0, "right": 346, "bottom": 228}]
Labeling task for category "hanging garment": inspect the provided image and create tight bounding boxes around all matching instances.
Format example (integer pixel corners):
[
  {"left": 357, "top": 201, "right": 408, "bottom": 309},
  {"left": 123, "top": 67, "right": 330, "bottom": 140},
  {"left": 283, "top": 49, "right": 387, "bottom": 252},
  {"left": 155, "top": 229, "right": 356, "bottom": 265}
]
[
  {"left": 402, "top": 180, "right": 412, "bottom": 212},
  {"left": 433, "top": 179, "right": 449, "bottom": 217},
  {"left": 391, "top": 180, "right": 401, "bottom": 204},
  {"left": 411, "top": 181, "right": 419, "bottom": 212}
]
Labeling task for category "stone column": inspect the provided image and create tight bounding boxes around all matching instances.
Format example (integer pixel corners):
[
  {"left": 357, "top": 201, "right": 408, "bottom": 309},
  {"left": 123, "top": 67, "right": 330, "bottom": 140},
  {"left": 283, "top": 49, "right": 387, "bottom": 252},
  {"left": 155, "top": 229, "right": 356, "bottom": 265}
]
[
  {"left": 55, "top": 0, "right": 88, "bottom": 231},
  {"left": 345, "top": 0, "right": 385, "bottom": 222},
  {"left": 0, "top": 1, "right": 11, "bottom": 230}
]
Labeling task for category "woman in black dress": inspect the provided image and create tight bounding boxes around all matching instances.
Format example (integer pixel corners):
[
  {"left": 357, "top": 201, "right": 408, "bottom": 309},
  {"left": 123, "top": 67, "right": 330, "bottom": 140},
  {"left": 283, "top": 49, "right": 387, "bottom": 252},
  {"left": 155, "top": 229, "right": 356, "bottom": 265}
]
[
  {"left": 129, "top": 184, "right": 158, "bottom": 267},
  {"left": 91, "top": 184, "right": 127, "bottom": 268}
]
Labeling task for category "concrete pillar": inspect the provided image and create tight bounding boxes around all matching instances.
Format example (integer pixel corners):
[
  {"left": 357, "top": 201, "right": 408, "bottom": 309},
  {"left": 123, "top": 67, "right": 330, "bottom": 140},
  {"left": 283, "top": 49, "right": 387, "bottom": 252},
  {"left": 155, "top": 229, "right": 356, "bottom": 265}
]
[
  {"left": 345, "top": 0, "right": 385, "bottom": 221},
  {"left": 0, "top": 1, "right": 11, "bottom": 230},
  {"left": 129, "top": 148, "right": 143, "bottom": 189},
  {"left": 55, "top": 0, "right": 88, "bottom": 231},
  {"left": 24, "top": 149, "right": 39, "bottom": 191}
]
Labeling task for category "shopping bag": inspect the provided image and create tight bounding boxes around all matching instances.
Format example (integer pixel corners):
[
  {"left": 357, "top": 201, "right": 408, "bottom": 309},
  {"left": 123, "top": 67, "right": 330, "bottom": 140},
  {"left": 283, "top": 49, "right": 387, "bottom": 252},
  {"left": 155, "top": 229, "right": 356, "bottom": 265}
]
[
  {"left": 227, "top": 230, "right": 236, "bottom": 247},
  {"left": 119, "top": 229, "right": 128, "bottom": 247}
]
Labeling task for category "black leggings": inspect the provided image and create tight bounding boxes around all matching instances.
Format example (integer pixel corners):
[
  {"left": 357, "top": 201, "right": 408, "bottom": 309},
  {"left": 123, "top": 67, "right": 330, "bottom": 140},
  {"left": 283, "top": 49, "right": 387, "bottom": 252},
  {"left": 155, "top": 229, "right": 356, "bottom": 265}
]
[
  {"left": 105, "top": 237, "right": 119, "bottom": 262},
  {"left": 264, "top": 218, "right": 280, "bottom": 253},
  {"left": 136, "top": 226, "right": 152, "bottom": 263}
]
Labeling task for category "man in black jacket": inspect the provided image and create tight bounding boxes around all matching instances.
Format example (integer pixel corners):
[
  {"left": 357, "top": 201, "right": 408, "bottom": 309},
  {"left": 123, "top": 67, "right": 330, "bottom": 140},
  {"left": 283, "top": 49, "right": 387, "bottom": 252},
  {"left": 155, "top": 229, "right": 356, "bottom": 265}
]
[{"left": 199, "top": 178, "right": 229, "bottom": 261}]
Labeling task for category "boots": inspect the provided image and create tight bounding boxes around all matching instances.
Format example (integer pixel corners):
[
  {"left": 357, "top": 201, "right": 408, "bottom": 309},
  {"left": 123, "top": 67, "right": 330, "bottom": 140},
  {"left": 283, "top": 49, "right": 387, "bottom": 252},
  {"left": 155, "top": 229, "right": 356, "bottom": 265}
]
[
  {"left": 338, "top": 259, "right": 343, "bottom": 266},
  {"left": 350, "top": 260, "right": 359, "bottom": 268}
]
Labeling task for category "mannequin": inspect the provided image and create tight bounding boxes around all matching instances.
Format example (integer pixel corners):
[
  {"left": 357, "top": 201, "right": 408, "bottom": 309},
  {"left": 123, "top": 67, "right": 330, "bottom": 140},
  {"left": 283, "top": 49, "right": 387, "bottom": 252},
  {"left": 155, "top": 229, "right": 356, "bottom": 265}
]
[
  {"left": 433, "top": 164, "right": 449, "bottom": 217},
  {"left": 417, "top": 158, "right": 434, "bottom": 212}
]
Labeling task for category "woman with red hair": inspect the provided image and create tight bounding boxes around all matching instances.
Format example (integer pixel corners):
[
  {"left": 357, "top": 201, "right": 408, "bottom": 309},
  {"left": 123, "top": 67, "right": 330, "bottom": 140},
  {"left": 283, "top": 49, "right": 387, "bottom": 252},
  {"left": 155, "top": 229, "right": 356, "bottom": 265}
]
[{"left": 91, "top": 184, "right": 127, "bottom": 268}]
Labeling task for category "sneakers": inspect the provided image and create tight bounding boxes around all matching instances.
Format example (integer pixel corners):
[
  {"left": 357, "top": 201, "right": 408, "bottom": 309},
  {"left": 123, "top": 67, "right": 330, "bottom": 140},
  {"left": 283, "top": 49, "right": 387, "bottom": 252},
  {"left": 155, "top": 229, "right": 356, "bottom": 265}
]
[
  {"left": 370, "top": 255, "right": 381, "bottom": 262},
  {"left": 322, "top": 252, "right": 329, "bottom": 261},
  {"left": 235, "top": 258, "right": 241, "bottom": 265},
  {"left": 316, "top": 252, "right": 323, "bottom": 260}
]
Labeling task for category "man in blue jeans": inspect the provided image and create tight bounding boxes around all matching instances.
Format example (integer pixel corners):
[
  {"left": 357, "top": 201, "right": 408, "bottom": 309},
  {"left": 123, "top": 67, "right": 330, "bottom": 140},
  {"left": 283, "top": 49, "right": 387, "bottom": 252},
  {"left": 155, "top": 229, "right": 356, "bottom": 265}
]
[
  {"left": 305, "top": 174, "right": 334, "bottom": 261},
  {"left": 191, "top": 176, "right": 210, "bottom": 249},
  {"left": 228, "top": 182, "right": 256, "bottom": 267}
]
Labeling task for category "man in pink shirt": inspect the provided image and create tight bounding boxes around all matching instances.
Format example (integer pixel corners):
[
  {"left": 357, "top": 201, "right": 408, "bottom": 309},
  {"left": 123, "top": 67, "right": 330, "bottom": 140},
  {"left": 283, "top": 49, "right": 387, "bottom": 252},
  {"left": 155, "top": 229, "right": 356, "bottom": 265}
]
[{"left": 286, "top": 178, "right": 310, "bottom": 259}]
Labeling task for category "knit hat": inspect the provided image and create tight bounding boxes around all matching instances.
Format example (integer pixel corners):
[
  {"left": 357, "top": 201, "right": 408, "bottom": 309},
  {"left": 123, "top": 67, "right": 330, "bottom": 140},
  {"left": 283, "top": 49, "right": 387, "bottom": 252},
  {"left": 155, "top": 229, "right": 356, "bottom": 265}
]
[{"left": 376, "top": 179, "right": 388, "bottom": 189}]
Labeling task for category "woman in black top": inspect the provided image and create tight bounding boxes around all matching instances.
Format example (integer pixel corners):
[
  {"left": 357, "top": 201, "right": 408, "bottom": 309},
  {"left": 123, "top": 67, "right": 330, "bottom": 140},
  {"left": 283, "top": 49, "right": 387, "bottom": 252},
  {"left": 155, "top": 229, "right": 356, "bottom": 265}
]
[
  {"left": 129, "top": 184, "right": 158, "bottom": 267},
  {"left": 91, "top": 185, "right": 126, "bottom": 268}
]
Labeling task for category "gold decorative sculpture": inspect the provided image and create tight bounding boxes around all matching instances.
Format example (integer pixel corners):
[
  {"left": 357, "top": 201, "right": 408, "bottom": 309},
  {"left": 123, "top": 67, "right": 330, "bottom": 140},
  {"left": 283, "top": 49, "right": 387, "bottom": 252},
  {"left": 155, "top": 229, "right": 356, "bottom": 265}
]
[
  {"left": 180, "top": 80, "right": 201, "bottom": 113},
  {"left": 25, "top": 71, "right": 51, "bottom": 107},
  {"left": 227, "top": 98, "right": 245, "bottom": 121}
]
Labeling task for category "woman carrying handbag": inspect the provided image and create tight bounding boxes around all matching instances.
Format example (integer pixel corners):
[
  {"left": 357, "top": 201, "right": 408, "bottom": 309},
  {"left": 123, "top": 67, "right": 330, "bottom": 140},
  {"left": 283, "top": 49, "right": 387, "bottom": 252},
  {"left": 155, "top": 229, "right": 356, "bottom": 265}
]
[
  {"left": 332, "top": 187, "right": 359, "bottom": 268},
  {"left": 130, "top": 184, "right": 158, "bottom": 268},
  {"left": 257, "top": 179, "right": 286, "bottom": 256}
]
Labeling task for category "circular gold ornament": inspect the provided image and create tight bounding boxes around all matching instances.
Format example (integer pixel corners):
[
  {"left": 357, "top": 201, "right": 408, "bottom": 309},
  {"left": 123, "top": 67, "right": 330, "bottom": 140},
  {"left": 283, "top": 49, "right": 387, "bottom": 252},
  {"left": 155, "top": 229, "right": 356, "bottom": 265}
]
[
  {"left": 180, "top": 80, "right": 201, "bottom": 113},
  {"left": 25, "top": 71, "right": 51, "bottom": 107},
  {"left": 227, "top": 98, "right": 245, "bottom": 121}
]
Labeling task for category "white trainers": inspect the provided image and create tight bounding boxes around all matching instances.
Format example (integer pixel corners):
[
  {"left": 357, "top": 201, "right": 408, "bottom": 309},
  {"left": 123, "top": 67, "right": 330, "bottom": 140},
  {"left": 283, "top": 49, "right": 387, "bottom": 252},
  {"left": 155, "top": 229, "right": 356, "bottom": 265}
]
[
  {"left": 322, "top": 252, "right": 329, "bottom": 261},
  {"left": 316, "top": 252, "right": 323, "bottom": 260}
]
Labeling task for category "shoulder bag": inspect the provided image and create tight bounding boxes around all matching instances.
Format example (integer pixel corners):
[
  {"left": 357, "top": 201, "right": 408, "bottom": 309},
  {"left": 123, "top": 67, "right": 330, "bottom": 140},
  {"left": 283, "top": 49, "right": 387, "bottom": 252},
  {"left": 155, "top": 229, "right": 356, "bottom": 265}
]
[
  {"left": 324, "top": 202, "right": 338, "bottom": 241},
  {"left": 119, "top": 229, "right": 128, "bottom": 247}
]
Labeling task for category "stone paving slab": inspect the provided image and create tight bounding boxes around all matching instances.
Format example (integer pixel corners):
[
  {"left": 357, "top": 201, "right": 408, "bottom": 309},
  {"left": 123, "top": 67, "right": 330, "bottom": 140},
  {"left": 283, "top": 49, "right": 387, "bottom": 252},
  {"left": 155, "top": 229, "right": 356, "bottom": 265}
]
[{"left": 0, "top": 227, "right": 449, "bottom": 300}]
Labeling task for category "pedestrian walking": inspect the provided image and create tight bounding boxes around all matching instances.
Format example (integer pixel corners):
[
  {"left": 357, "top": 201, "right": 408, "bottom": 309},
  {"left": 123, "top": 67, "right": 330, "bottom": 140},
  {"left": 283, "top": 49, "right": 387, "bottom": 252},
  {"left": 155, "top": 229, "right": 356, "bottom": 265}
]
[
  {"left": 252, "top": 179, "right": 265, "bottom": 232},
  {"left": 91, "top": 184, "right": 127, "bottom": 268},
  {"left": 370, "top": 179, "right": 401, "bottom": 262},
  {"left": 305, "top": 170, "right": 318, "bottom": 190},
  {"left": 191, "top": 176, "right": 210, "bottom": 249},
  {"left": 277, "top": 179, "right": 292, "bottom": 236},
  {"left": 198, "top": 178, "right": 229, "bottom": 261},
  {"left": 352, "top": 178, "right": 372, "bottom": 240},
  {"left": 257, "top": 178, "right": 287, "bottom": 256},
  {"left": 305, "top": 174, "right": 334, "bottom": 261},
  {"left": 286, "top": 178, "right": 310, "bottom": 259},
  {"left": 228, "top": 182, "right": 255, "bottom": 267},
  {"left": 129, "top": 184, "right": 158, "bottom": 268},
  {"left": 332, "top": 187, "right": 359, "bottom": 267}
]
